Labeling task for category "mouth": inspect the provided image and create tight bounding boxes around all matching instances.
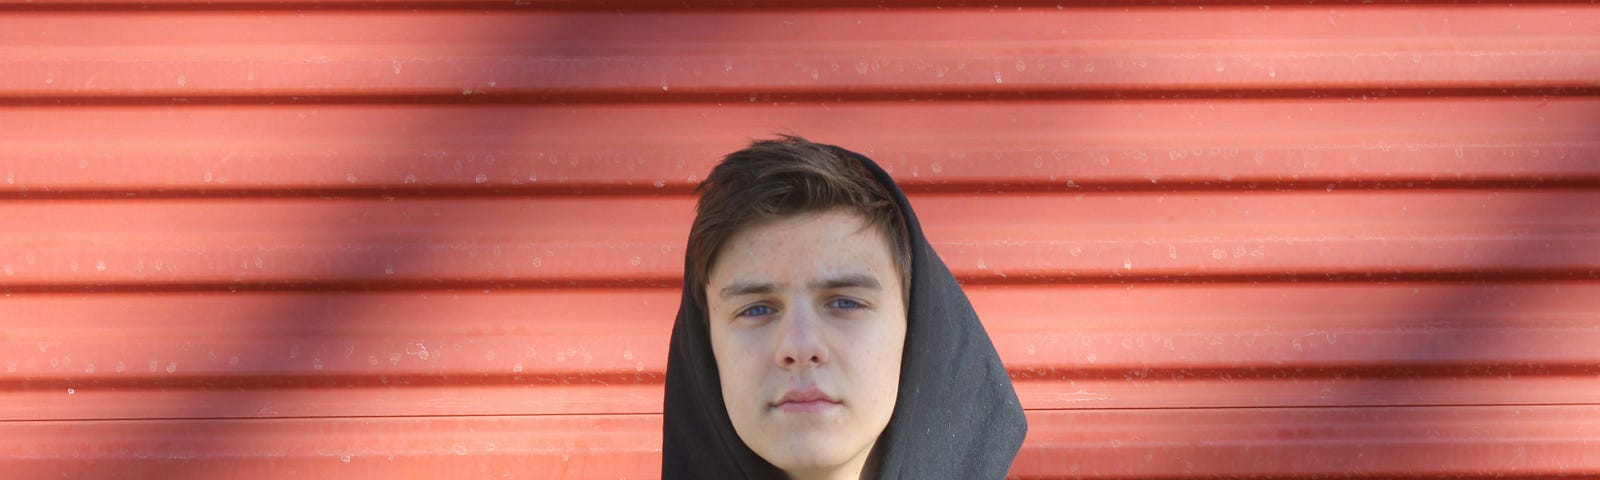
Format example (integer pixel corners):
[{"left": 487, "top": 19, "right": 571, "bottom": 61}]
[{"left": 773, "top": 387, "right": 842, "bottom": 413}]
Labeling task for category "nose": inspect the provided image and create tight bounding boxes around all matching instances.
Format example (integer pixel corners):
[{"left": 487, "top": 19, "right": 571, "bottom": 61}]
[{"left": 774, "top": 305, "right": 829, "bottom": 368}]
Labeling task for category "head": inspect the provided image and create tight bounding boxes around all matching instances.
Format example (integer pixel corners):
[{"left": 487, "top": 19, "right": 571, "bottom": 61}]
[{"left": 686, "top": 136, "right": 912, "bottom": 478}]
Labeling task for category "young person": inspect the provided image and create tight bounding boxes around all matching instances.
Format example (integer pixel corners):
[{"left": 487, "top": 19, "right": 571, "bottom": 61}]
[{"left": 662, "top": 137, "right": 1027, "bottom": 479}]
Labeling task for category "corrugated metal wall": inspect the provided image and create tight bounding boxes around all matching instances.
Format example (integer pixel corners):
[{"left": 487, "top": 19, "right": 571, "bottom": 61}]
[{"left": 4, "top": 1, "right": 1599, "bottom": 478}]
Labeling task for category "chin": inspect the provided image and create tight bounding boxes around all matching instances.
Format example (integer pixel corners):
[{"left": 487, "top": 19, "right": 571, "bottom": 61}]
[
  {"left": 753, "top": 430, "right": 861, "bottom": 473},
  {"left": 762, "top": 449, "right": 852, "bottom": 474}
]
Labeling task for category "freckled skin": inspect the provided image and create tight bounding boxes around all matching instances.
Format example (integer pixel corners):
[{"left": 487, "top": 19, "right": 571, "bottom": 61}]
[{"left": 707, "top": 209, "right": 907, "bottom": 480}]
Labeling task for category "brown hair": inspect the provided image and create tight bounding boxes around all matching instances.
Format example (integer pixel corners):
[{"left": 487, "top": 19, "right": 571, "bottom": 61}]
[{"left": 686, "top": 135, "right": 912, "bottom": 310}]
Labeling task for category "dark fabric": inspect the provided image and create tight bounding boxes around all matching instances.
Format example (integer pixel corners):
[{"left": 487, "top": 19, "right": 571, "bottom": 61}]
[{"left": 661, "top": 146, "right": 1028, "bottom": 479}]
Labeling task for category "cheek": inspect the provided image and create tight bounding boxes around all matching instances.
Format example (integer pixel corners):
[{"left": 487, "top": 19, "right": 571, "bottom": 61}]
[
  {"left": 854, "top": 319, "right": 907, "bottom": 396},
  {"left": 709, "top": 325, "right": 766, "bottom": 399}
]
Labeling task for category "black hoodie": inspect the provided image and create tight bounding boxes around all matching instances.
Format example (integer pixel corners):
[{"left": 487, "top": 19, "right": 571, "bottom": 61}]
[{"left": 661, "top": 145, "right": 1028, "bottom": 479}]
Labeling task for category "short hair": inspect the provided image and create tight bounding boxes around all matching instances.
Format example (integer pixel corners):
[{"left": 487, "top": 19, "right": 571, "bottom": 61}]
[{"left": 687, "top": 136, "right": 912, "bottom": 311}]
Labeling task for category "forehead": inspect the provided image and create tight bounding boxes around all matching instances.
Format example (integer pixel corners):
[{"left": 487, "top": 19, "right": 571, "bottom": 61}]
[{"left": 707, "top": 209, "right": 897, "bottom": 288}]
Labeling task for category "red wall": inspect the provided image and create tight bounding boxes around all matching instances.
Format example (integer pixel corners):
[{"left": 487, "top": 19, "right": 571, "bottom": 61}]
[{"left": 3, "top": 2, "right": 1599, "bottom": 478}]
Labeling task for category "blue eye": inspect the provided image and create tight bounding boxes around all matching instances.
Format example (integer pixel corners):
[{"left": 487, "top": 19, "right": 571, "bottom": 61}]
[
  {"left": 826, "top": 298, "right": 864, "bottom": 310},
  {"left": 738, "top": 305, "right": 775, "bottom": 317}
]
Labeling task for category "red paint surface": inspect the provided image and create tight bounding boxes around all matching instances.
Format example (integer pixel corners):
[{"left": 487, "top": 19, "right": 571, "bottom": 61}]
[{"left": 3, "top": 2, "right": 1599, "bottom": 479}]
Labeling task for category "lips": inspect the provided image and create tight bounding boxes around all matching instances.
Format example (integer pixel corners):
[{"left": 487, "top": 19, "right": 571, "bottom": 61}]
[{"left": 774, "top": 387, "right": 841, "bottom": 413}]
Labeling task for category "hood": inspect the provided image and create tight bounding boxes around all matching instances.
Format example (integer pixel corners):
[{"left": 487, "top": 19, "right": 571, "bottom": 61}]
[{"left": 661, "top": 145, "right": 1028, "bottom": 479}]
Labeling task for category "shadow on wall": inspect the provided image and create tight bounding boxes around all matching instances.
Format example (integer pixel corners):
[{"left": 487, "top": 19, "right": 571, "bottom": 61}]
[
  {"left": 1142, "top": 152, "right": 1600, "bottom": 477},
  {"left": 13, "top": 5, "right": 1599, "bottom": 479},
  {"left": 21, "top": 8, "right": 695, "bottom": 479}
]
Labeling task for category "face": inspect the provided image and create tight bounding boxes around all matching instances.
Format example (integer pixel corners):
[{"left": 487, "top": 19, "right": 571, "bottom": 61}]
[{"left": 706, "top": 209, "right": 908, "bottom": 478}]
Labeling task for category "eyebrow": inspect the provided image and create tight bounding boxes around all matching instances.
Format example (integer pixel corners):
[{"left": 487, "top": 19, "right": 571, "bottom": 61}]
[
  {"left": 718, "top": 273, "right": 882, "bottom": 300},
  {"left": 811, "top": 273, "right": 881, "bottom": 292},
  {"left": 719, "top": 281, "right": 776, "bottom": 300}
]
